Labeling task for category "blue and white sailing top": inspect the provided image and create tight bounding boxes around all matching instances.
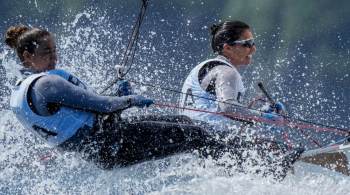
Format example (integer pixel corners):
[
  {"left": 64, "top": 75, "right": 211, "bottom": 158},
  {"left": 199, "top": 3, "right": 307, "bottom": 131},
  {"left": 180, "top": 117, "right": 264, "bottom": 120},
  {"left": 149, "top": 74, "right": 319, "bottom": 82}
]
[{"left": 10, "top": 69, "right": 95, "bottom": 146}]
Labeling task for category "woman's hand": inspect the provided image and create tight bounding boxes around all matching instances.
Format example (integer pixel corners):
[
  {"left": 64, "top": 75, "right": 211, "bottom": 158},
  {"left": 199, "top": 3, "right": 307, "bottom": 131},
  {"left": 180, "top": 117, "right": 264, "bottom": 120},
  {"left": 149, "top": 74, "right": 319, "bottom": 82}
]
[
  {"left": 261, "top": 101, "right": 286, "bottom": 121},
  {"left": 129, "top": 95, "right": 154, "bottom": 108},
  {"left": 274, "top": 102, "right": 286, "bottom": 114}
]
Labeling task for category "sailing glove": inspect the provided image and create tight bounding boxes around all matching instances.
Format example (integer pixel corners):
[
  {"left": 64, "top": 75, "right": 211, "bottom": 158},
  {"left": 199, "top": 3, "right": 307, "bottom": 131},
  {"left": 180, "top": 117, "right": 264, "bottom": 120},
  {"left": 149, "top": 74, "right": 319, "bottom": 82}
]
[
  {"left": 116, "top": 80, "right": 133, "bottom": 96},
  {"left": 130, "top": 95, "right": 154, "bottom": 108},
  {"left": 274, "top": 102, "right": 286, "bottom": 114},
  {"left": 261, "top": 101, "right": 285, "bottom": 121},
  {"left": 264, "top": 101, "right": 286, "bottom": 114}
]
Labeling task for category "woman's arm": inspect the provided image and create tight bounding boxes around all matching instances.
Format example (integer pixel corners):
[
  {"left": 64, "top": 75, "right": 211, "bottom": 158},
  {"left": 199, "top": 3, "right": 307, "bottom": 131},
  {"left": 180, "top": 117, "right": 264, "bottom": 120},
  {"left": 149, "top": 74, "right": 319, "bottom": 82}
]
[
  {"left": 201, "top": 65, "right": 245, "bottom": 112},
  {"left": 30, "top": 75, "right": 134, "bottom": 115}
]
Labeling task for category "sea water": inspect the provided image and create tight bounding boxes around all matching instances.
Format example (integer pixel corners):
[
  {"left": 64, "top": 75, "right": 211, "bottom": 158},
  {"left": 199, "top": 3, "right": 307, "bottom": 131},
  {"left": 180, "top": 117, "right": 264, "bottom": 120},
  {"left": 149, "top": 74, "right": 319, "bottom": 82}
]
[{"left": 1, "top": 10, "right": 349, "bottom": 195}]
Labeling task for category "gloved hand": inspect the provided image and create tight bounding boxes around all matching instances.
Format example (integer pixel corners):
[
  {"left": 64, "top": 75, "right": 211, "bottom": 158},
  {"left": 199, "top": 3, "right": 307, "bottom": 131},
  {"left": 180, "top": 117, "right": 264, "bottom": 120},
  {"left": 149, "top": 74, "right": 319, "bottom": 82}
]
[
  {"left": 130, "top": 95, "right": 154, "bottom": 108},
  {"left": 274, "top": 102, "right": 286, "bottom": 114},
  {"left": 264, "top": 101, "right": 286, "bottom": 114},
  {"left": 116, "top": 80, "right": 133, "bottom": 96},
  {"left": 261, "top": 101, "right": 286, "bottom": 121}
]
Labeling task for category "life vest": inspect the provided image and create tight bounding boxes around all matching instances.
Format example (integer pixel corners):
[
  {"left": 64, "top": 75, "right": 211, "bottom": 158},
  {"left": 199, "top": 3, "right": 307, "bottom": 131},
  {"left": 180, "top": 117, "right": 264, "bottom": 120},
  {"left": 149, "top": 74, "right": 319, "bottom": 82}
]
[
  {"left": 10, "top": 69, "right": 95, "bottom": 146},
  {"left": 179, "top": 56, "right": 245, "bottom": 124}
]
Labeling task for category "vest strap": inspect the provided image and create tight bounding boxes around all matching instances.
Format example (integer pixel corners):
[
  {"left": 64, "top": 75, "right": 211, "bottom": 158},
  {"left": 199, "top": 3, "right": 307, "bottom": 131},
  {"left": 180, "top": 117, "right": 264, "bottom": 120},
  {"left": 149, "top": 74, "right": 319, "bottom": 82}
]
[{"left": 198, "top": 60, "right": 230, "bottom": 96}]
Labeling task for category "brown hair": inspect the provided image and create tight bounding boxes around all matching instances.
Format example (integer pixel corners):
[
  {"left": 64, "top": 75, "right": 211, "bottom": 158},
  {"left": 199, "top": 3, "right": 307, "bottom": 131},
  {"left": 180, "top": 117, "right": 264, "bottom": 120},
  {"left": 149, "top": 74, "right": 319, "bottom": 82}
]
[
  {"left": 210, "top": 20, "right": 250, "bottom": 53},
  {"left": 5, "top": 25, "right": 51, "bottom": 62}
]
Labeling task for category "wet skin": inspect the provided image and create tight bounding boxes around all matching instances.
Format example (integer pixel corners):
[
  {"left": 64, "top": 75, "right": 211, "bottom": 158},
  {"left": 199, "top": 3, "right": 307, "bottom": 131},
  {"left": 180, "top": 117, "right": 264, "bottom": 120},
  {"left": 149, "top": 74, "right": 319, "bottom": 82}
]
[
  {"left": 221, "top": 29, "right": 256, "bottom": 69},
  {"left": 22, "top": 35, "right": 57, "bottom": 72}
]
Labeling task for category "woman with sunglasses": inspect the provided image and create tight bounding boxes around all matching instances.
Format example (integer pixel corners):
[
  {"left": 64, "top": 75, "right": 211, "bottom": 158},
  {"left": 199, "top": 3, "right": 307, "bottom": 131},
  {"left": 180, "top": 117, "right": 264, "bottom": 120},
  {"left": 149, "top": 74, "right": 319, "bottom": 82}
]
[{"left": 180, "top": 20, "right": 283, "bottom": 130}]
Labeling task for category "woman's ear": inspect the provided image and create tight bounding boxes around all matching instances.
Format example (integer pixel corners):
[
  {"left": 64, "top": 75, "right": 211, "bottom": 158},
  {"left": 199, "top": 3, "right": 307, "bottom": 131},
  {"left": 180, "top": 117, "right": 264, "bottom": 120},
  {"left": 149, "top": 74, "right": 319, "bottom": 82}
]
[
  {"left": 23, "top": 51, "right": 33, "bottom": 62},
  {"left": 222, "top": 43, "right": 233, "bottom": 51},
  {"left": 22, "top": 51, "right": 34, "bottom": 67}
]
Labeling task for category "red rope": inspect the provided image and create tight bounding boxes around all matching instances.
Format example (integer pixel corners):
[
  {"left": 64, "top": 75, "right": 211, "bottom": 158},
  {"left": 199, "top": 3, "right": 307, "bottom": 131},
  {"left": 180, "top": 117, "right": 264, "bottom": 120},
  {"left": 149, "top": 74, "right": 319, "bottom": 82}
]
[
  {"left": 153, "top": 102, "right": 343, "bottom": 147},
  {"left": 154, "top": 103, "right": 348, "bottom": 135}
]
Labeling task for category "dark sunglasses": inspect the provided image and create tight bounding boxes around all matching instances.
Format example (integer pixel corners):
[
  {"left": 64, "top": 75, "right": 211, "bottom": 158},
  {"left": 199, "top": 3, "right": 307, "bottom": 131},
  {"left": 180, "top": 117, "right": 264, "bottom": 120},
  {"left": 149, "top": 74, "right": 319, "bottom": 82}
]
[{"left": 229, "top": 38, "right": 255, "bottom": 48}]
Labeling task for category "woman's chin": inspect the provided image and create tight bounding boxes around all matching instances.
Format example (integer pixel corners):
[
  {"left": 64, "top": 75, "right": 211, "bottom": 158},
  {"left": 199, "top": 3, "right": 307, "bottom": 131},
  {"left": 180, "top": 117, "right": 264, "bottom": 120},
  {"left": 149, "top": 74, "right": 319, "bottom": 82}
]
[{"left": 241, "top": 59, "right": 251, "bottom": 65}]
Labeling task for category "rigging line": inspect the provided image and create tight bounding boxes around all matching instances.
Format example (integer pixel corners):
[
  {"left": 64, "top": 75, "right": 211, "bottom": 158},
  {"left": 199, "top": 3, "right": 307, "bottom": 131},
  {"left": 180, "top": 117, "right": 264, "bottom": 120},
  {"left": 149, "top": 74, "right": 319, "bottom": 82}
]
[
  {"left": 129, "top": 79, "right": 262, "bottom": 112},
  {"left": 257, "top": 82, "right": 349, "bottom": 135},
  {"left": 121, "top": 28, "right": 141, "bottom": 77},
  {"left": 118, "top": 0, "right": 148, "bottom": 78},
  {"left": 153, "top": 102, "right": 325, "bottom": 147},
  {"left": 153, "top": 103, "right": 347, "bottom": 136},
  {"left": 120, "top": 1, "right": 148, "bottom": 77},
  {"left": 101, "top": 0, "right": 149, "bottom": 94},
  {"left": 258, "top": 82, "right": 321, "bottom": 148},
  {"left": 129, "top": 79, "right": 350, "bottom": 133},
  {"left": 298, "top": 128, "right": 322, "bottom": 147}
]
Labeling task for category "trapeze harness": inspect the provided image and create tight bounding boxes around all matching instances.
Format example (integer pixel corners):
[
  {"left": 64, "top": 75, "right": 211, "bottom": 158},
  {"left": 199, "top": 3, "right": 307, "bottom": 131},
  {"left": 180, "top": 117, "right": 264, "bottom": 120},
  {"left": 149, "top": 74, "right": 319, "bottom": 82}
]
[
  {"left": 180, "top": 56, "right": 245, "bottom": 123},
  {"left": 10, "top": 69, "right": 95, "bottom": 146}
]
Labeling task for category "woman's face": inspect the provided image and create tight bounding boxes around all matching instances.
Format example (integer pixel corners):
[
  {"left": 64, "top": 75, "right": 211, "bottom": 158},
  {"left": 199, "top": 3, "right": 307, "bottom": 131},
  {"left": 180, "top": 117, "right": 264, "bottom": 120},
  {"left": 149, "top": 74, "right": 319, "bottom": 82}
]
[
  {"left": 23, "top": 35, "right": 57, "bottom": 71},
  {"left": 222, "top": 29, "right": 256, "bottom": 67}
]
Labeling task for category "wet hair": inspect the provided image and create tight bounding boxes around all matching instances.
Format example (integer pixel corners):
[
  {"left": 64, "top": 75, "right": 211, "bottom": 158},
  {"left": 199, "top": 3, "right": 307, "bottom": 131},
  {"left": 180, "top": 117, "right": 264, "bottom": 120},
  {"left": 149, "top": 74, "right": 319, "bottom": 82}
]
[
  {"left": 210, "top": 20, "right": 250, "bottom": 53},
  {"left": 5, "top": 25, "right": 51, "bottom": 62}
]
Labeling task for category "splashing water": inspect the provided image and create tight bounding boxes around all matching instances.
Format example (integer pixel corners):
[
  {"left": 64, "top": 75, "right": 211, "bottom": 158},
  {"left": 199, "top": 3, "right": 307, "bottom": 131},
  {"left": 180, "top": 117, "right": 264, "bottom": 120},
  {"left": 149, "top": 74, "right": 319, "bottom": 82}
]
[{"left": 1, "top": 9, "right": 349, "bottom": 194}]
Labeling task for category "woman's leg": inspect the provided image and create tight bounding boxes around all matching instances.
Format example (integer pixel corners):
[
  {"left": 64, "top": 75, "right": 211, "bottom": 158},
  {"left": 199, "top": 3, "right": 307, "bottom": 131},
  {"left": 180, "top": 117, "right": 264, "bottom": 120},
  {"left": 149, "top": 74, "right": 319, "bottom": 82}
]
[
  {"left": 80, "top": 115, "right": 302, "bottom": 180},
  {"left": 81, "top": 115, "right": 219, "bottom": 168},
  {"left": 113, "top": 121, "right": 226, "bottom": 166}
]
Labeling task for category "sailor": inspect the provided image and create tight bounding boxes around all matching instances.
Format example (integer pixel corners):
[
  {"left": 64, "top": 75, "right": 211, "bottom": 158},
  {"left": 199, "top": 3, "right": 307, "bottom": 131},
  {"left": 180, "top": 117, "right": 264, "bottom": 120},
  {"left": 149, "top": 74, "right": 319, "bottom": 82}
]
[
  {"left": 180, "top": 20, "right": 285, "bottom": 131},
  {"left": 5, "top": 25, "right": 301, "bottom": 179}
]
